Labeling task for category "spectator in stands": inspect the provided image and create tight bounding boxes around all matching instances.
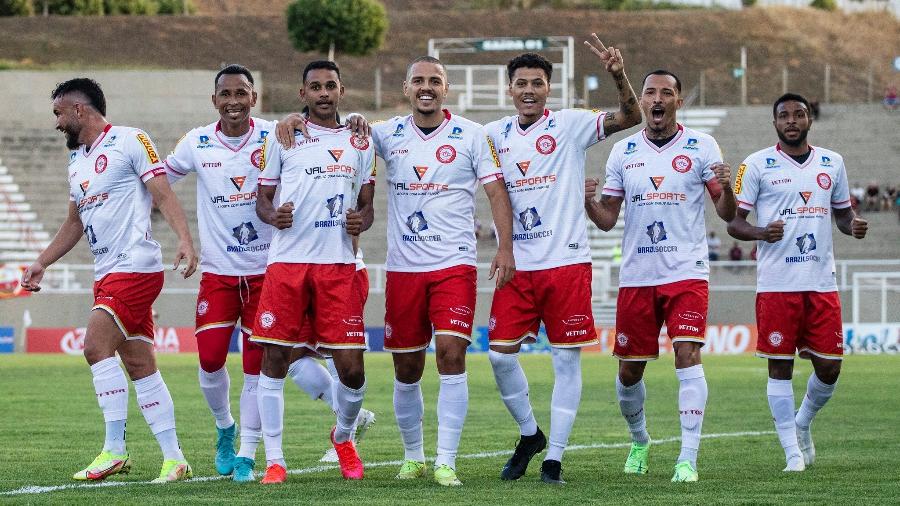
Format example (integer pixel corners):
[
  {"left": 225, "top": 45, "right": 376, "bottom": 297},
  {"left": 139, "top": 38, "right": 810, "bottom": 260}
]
[
  {"left": 850, "top": 182, "right": 865, "bottom": 210},
  {"left": 865, "top": 181, "right": 880, "bottom": 212},
  {"left": 884, "top": 86, "right": 898, "bottom": 111},
  {"left": 707, "top": 231, "right": 721, "bottom": 261},
  {"left": 882, "top": 185, "right": 896, "bottom": 212},
  {"left": 474, "top": 217, "right": 483, "bottom": 240},
  {"left": 729, "top": 242, "right": 743, "bottom": 261}
]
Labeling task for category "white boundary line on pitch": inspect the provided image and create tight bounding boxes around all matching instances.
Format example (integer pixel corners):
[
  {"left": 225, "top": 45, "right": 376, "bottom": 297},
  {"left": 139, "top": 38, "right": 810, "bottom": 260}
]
[{"left": 0, "top": 430, "right": 774, "bottom": 497}]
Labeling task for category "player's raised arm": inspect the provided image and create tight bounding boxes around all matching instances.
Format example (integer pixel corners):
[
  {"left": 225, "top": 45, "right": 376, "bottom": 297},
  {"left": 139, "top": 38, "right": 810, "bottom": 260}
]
[
  {"left": 21, "top": 201, "right": 84, "bottom": 292},
  {"left": 584, "top": 33, "right": 641, "bottom": 135},
  {"left": 145, "top": 175, "right": 198, "bottom": 278}
]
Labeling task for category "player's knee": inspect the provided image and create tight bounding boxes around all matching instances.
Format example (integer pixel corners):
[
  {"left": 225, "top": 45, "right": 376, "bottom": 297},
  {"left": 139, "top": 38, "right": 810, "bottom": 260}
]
[
  {"left": 120, "top": 354, "right": 156, "bottom": 381},
  {"left": 674, "top": 342, "right": 702, "bottom": 367},
  {"left": 82, "top": 344, "right": 112, "bottom": 366},
  {"left": 618, "top": 362, "right": 645, "bottom": 386},
  {"left": 338, "top": 364, "right": 365, "bottom": 389},
  {"left": 436, "top": 348, "right": 466, "bottom": 374},
  {"left": 260, "top": 345, "right": 292, "bottom": 378},
  {"left": 815, "top": 361, "right": 841, "bottom": 384},
  {"left": 198, "top": 352, "right": 227, "bottom": 373}
]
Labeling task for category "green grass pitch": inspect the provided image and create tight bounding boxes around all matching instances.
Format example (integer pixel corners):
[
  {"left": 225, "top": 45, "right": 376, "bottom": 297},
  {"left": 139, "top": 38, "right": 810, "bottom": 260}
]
[{"left": 1, "top": 353, "right": 897, "bottom": 504}]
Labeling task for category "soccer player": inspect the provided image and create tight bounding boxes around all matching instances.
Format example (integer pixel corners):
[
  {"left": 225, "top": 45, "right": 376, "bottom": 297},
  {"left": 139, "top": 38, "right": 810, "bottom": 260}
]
[
  {"left": 369, "top": 56, "right": 515, "bottom": 487},
  {"left": 585, "top": 70, "right": 735, "bottom": 482},
  {"left": 250, "top": 60, "right": 375, "bottom": 484},
  {"left": 726, "top": 93, "right": 867, "bottom": 471},
  {"left": 163, "top": 64, "right": 273, "bottom": 482},
  {"left": 21, "top": 78, "right": 198, "bottom": 482},
  {"left": 484, "top": 37, "right": 641, "bottom": 484}
]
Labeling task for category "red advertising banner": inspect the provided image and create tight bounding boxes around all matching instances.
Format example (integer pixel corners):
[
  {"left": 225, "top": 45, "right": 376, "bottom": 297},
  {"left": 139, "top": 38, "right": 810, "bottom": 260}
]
[{"left": 26, "top": 327, "right": 198, "bottom": 354}]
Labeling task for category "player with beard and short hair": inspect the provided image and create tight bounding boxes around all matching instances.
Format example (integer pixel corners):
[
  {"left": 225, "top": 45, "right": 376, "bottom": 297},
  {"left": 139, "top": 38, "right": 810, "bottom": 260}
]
[
  {"left": 727, "top": 93, "right": 867, "bottom": 472},
  {"left": 22, "top": 78, "right": 198, "bottom": 483},
  {"left": 585, "top": 69, "right": 736, "bottom": 482}
]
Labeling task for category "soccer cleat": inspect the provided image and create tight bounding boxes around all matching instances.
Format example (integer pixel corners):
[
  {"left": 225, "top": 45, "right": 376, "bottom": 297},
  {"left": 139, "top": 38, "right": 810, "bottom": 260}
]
[
  {"left": 72, "top": 451, "right": 131, "bottom": 481},
  {"left": 540, "top": 459, "right": 565, "bottom": 484},
  {"left": 321, "top": 408, "right": 377, "bottom": 463},
  {"left": 783, "top": 454, "right": 806, "bottom": 472},
  {"left": 623, "top": 441, "right": 650, "bottom": 474},
  {"left": 500, "top": 428, "right": 547, "bottom": 480},
  {"left": 232, "top": 457, "right": 255, "bottom": 482},
  {"left": 331, "top": 426, "right": 364, "bottom": 480},
  {"left": 395, "top": 459, "right": 427, "bottom": 480},
  {"left": 260, "top": 463, "right": 287, "bottom": 484},
  {"left": 796, "top": 424, "right": 816, "bottom": 467},
  {"left": 151, "top": 459, "right": 193, "bottom": 483},
  {"left": 671, "top": 460, "right": 698, "bottom": 482},
  {"left": 433, "top": 464, "right": 462, "bottom": 486},
  {"left": 215, "top": 423, "right": 237, "bottom": 475}
]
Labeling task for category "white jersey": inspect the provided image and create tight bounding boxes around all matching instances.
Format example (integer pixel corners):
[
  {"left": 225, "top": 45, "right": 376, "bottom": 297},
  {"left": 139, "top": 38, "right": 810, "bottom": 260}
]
[
  {"left": 165, "top": 118, "right": 274, "bottom": 276},
  {"left": 67, "top": 125, "right": 165, "bottom": 280},
  {"left": 260, "top": 122, "right": 375, "bottom": 265},
  {"left": 735, "top": 144, "right": 851, "bottom": 292},
  {"left": 602, "top": 124, "right": 722, "bottom": 287},
  {"left": 355, "top": 248, "right": 366, "bottom": 272},
  {"left": 485, "top": 108, "right": 606, "bottom": 271},
  {"left": 371, "top": 110, "right": 503, "bottom": 272}
]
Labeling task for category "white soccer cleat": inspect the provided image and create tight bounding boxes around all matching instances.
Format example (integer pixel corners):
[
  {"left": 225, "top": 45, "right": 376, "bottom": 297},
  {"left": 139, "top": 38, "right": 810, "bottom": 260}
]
[
  {"left": 320, "top": 409, "right": 376, "bottom": 463},
  {"left": 796, "top": 424, "right": 816, "bottom": 467},
  {"left": 783, "top": 454, "right": 806, "bottom": 472}
]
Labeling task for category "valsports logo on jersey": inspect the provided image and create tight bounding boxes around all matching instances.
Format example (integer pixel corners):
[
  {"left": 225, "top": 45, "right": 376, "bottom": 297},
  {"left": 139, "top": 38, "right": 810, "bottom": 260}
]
[
  {"left": 230, "top": 176, "right": 247, "bottom": 191},
  {"left": 817, "top": 173, "right": 832, "bottom": 190},
  {"left": 650, "top": 176, "right": 665, "bottom": 190},
  {"left": 327, "top": 194, "right": 344, "bottom": 218},
  {"left": 136, "top": 133, "right": 160, "bottom": 164},
  {"left": 795, "top": 233, "right": 816, "bottom": 254},
  {"left": 259, "top": 311, "right": 276, "bottom": 329},
  {"left": 350, "top": 136, "right": 369, "bottom": 150},
  {"left": 329, "top": 149, "right": 344, "bottom": 162},
  {"left": 413, "top": 165, "right": 429, "bottom": 180},
  {"left": 436, "top": 144, "right": 457, "bottom": 163},
  {"left": 232, "top": 222, "right": 259, "bottom": 245},
  {"left": 197, "top": 299, "right": 209, "bottom": 316},
  {"left": 799, "top": 191, "right": 813, "bottom": 204},
  {"left": 671, "top": 155, "right": 692, "bottom": 173},
  {"left": 518, "top": 207, "right": 542, "bottom": 231},
  {"left": 79, "top": 180, "right": 90, "bottom": 195},
  {"left": 406, "top": 211, "right": 428, "bottom": 234},
  {"left": 646, "top": 221, "right": 667, "bottom": 244},
  {"left": 768, "top": 331, "right": 784, "bottom": 347},
  {"left": 516, "top": 161, "right": 531, "bottom": 176},
  {"left": 535, "top": 134, "right": 556, "bottom": 155}
]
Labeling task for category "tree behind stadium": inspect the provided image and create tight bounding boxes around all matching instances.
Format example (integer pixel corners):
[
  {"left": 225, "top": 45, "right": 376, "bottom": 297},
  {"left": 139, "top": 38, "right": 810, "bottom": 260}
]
[{"left": 285, "top": 0, "right": 388, "bottom": 62}]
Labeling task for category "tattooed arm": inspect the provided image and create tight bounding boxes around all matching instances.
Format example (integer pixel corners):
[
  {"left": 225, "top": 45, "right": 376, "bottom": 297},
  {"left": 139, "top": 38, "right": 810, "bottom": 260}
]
[{"left": 584, "top": 32, "right": 642, "bottom": 135}]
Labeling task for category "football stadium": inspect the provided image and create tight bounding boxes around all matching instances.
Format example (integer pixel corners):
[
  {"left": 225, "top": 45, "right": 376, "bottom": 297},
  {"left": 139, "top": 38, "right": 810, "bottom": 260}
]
[{"left": 0, "top": 0, "right": 899, "bottom": 503}]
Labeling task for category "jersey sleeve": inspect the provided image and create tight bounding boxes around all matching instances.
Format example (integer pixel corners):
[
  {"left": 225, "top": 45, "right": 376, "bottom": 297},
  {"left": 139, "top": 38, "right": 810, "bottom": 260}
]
[
  {"left": 699, "top": 136, "right": 724, "bottom": 183},
  {"left": 733, "top": 157, "right": 759, "bottom": 213},
  {"left": 370, "top": 121, "right": 389, "bottom": 158},
  {"left": 601, "top": 148, "right": 625, "bottom": 197},
  {"left": 126, "top": 130, "right": 166, "bottom": 183},
  {"left": 257, "top": 133, "right": 282, "bottom": 186},
  {"left": 564, "top": 109, "right": 607, "bottom": 150},
  {"left": 164, "top": 133, "right": 195, "bottom": 184},
  {"left": 474, "top": 127, "right": 504, "bottom": 185},
  {"left": 831, "top": 159, "right": 851, "bottom": 209}
]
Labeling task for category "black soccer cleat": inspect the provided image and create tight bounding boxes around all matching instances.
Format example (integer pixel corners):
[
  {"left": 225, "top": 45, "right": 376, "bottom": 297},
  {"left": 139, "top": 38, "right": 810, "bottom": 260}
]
[
  {"left": 500, "top": 428, "right": 547, "bottom": 480},
  {"left": 540, "top": 459, "right": 565, "bottom": 485}
]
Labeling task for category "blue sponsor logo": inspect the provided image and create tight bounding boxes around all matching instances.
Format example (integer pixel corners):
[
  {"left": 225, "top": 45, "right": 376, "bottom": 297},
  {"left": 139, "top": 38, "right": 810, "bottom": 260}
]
[
  {"left": 502, "top": 122, "right": 512, "bottom": 138},
  {"left": 392, "top": 124, "right": 405, "bottom": 137},
  {"left": 820, "top": 156, "right": 832, "bottom": 167},
  {"left": 198, "top": 135, "right": 213, "bottom": 149},
  {"left": 518, "top": 207, "right": 541, "bottom": 231},
  {"left": 406, "top": 211, "right": 428, "bottom": 234},
  {"left": 765, "top": 157, "right": 778, "bottom": 168},
  {"left": 683, "top": 138, "right": 699, "bottom": 150},
  {"left": 646, "top": 221, "right": 667, "bottom": 244},
  {"left": 232, "top": 222, "right": 258, "bottom": 245},
  {"left": 624, "top": 141, "right": 637, "bottom": 155},
  {"left": 102, "top": 135, "right": 117, "bottom": 148},
  {"left": 448, "top": 126, "right": 463, "bottom": 139},
  {"left": 0, "top": 327, "right": 13, "bottom": 353}
]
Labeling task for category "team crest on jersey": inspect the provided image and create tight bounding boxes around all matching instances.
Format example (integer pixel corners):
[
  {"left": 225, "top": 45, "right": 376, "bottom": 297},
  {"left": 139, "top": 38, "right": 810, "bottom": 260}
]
[
  {"left": 488, "top": 316, "right": 497, "bottom": 331},
  {"left": 671, "top": 155, "right": 692, "bottom": 173},
  {"left": 516, "top": 161, "right": 531, "bottom": 176},
  {"left": 683, "top": 138, "right": 699, "bottom": 150},
  {"left": 326, "top": 194, "right": 344, "bottom": 218},
  {"left": 436, "top": 144, "right": 457, "bottom": 164},
  {"left": 535, "top": 134, "right": 556, "bottom": 155},
  {"left": 102, "top": 135, "right": 117, "bottom": 148},
  {"left": 329, "top": 149, "right": 344, "bottom": 162},
  {"left": 616, "top": 332, "right": 628, "bottom": 347},
  {"left": 624, "top": 141, "right": 637, "bottom": 155},
  {"left": 448, "top": 127, "right": 464, "bottom": 140},
  {"left": 94, "top": 154, "right": 108, "bottom": 174},
  {"left": 799, "top": 191, "right": 813, "bottom": 204},
  {"left": 413, "top": 165, "right": 429, "bottom": 180},
  {"left": 816, "top": 173, "right": 832, "bottom": 190},
  {"left": 197, "top": 299, "right": 209, "bottom": 316},
  {"left": 385, "top": 323, "right": 393, "bottom": 338},
  {"left": 251, "top": 144, "right": 266, "bottom": 170},
  {"left": 232, "top": 222, "right": 258, "bottom": 245},
  {"left": 646, "top": 221, "right": 667, "bottom": 244},
  {"left": 392, "top": 124, "right": 405, "bottom": 137},
  {"left": 259, "top": 311, "right": 276, "bottom": 329},
  {"left": 136, "top": 133, "right": 160, "bottom": 164},
  {"left": 650, "top": 176, "right": 665, "bottom": 190},
  {"left": 820, "top": 156, "right": 833, "bottom": 167},
  {"left": 518, "top": 207, "right": 542, "bottom": 231},
  {"left": 79, "top": 180, "right": 90, "bottom": 195},
  {"left": 350, "top": 136, "right": 369, "bottom": 150},
  {"left": 230, "top": 176, "right": 247, "bottom": 191},
  {"left": 768, "top": 332, "right": 784, "bottom": 347},
  {"left": 406, "top": 211, "right": 428, "bottom": 234},
  {"left": 795, "top": 233, "right": 816, "bottom": 254}
]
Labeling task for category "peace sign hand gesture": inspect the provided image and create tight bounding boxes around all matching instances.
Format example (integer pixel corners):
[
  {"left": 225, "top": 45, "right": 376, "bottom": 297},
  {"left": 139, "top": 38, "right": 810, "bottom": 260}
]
[{"left": 584, "top": 32, "right": 624, "bottom": 76}]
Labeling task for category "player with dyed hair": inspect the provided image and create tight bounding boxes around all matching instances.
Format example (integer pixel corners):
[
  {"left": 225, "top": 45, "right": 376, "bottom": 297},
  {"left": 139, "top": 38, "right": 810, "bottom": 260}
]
[
  {"left": 727, "top": 93, "right": 866, "bottom": 471},
  {"left": 22, "top": 78, "right": 198, "bottom": 482},
  {"left": 484, "top": 36, "right": 641, "bottom": 484},
  {"left": 585, "top": 69, "right": 736, "bottom": 482}
]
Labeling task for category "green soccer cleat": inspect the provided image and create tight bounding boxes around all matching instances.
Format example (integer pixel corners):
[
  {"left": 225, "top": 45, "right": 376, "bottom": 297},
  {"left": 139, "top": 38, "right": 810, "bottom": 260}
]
[
  {"left": 395, "top": 459, "right": 426, "bottom": 480},
  {"left": 433, "top": 464, "right": 462, "bottom": 487},
  {"left": 623, "top": 441, "right": 650, "bottom": 475},
  {"left": 232, "top": 457, "right": 256, "bottom": 482},
  {"left": 72, "top": 451, "right": 131, "bottom": 481},
  {"left": 151, "top": 459, "right": 193, "bottom": 483},
  {"left": 671, "top": 460, "right": 698, "bottom": 482},
  {"left": 215, "top": 424, "right": 236, "bottom": 475}
]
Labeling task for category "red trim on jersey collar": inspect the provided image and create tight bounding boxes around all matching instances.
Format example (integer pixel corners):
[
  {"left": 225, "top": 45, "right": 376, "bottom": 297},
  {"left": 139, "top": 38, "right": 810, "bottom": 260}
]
[
  {"left": 409, "top": 109, "right": 451, "bottom": 141},
  {"left": 775, "top": 143, "right": 816, "bottom": 169},
  {"left": 214, "top": 118, "right": 255, "bottom": 153},
  {"left": 515, "top": 109, "right": 550, "bottom": 135},
  {"left": 641, "top": 123, "right": 683, "bottom": 153},
  {"left": 82, "top": 123, "right": 113, "bottom": 157}
]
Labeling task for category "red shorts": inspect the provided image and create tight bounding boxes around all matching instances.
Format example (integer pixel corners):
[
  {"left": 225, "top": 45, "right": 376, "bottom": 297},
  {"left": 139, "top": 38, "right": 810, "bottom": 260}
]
[
  {"left": 297, "top": 268, "right": 370, "bottom": 353},
  {"left": 384, "top": 265, "right": 476, "bottom": 352},
  {"left": 756, "top": 291, "right": 843, "bottom": 360},
  {"left": 249, "top": 263, "right": 365, "bottom": 350},
  {"left": 196, "top": 272, "right": 264, "bottom": 335},
  {"left": 613, "top": 279, "right": 708, "bottom": 361},
  {"left": 489, "top": 263, "right": 597, "bottom": 348},
  {"left": 92, "top": 271, "right": 164, "bottom": 344}
]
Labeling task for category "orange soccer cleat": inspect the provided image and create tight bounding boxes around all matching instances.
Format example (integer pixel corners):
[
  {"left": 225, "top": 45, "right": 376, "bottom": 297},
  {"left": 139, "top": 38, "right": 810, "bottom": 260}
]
[
  {"left": 260, "top": 463, "right": 287, "bottom": 484},
  {"left": 331, "top": 426, "right": 364, "bottom": 480}
]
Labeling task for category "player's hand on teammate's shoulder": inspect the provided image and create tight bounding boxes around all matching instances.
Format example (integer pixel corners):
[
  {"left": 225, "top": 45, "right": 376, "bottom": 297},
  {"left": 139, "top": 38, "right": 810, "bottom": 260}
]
[
  {"left": 276, "top": 113, "right": 308, "bottom": 149},
  {"left": 272, "top": 201, "right": 295, "bottom": 230},
  {"left": 489, "top": 247, "right": 516, "bottom": 290},
  {"left": 20, "top": 261, "right": 45, "bottom": 292},
  {"left": 761, "top": 220, "right": 785, "bottom": 243},
  {"left": 344, "top": 113, "right": 371, "bottom": 138},
  {"left": 585, "top": 178, "right": 600, "bottom": 203},
  {"left": 712, "top": 163, "right": 732, "bottom": 190},
  {"left": 345, "top": 208, "right": 363, "bottom": 236},
  {"left": 851, "top": 216, "right": 868, "bottom": 239},
  {"left": 173, "top": 240, "right": 198, "bottom": 279},
  {"left": 584, "top": 32, "right": 625, "bottom": 76}
]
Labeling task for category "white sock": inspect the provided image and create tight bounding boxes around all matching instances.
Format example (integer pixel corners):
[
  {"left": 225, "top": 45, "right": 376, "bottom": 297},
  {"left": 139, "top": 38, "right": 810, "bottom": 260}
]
[
  {"left": 767, "top": 378, "right": 800, "bottom": 461},
  {"left": 488, "top": 350, "right": 538, "bottom": 436},
  {"left": 325, "top": 357, "right": 340, "bottom": 412},
  {"left": 616, "top": 376, "right": 650, "bottom": 445},
  {"left": 795, "top": 372, "right": 837, "bottom": 429},
  {"left": 91, "top": 357, "right": 129, "bottom": 455},
  {"left": 257, "top": 374, "right": 286, "bottom": 467},
  {"left": 134, "top": 370, "right": 183, "bottom": 461},
  {"left": 545, "top": 348, "right": 582, "bottom": 462},
  {"left": 676, "top": 365, "right": 707, "bottom": 468},
  {"left": 334, "top": 380, "right": 367, "bottom": 443},
  {"left": 237, "top": 374, "right": 261, "bottom": 459},
  {"left": 393, "top": 379, "right": 425, "bottom": 462},
  {"left": 199, "top": 366, "right": 234, "bottom": 430},
  {"left": 435, "top": 372, "right": 468, "bottom": 470},
  {"left": 287, "top": 357, "right": 334, "bottom": 408}
]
